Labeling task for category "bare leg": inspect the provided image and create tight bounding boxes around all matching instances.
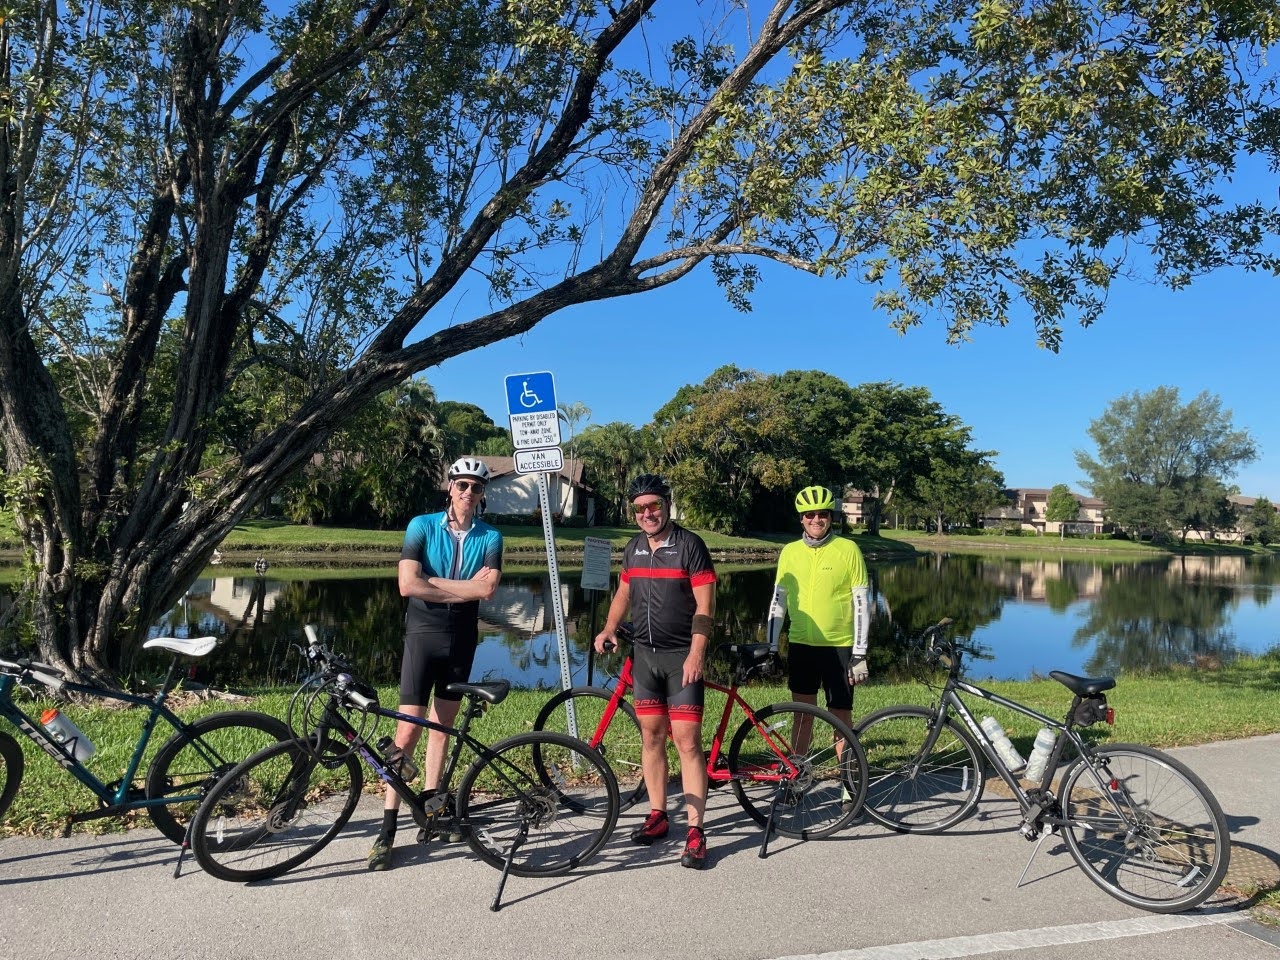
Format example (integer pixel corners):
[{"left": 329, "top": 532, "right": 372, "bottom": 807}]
[
  {"left": 638, "top": 713, "right": 671, "bottom": 813},
  {"left": 670, "top": 719, "right": 707, "bottom": 829},
  {"left": 423, "top": 697, "right": 462, "bottom": 792},
  {"left": 383, "top": 705, "right": 427, "bottom": 812}
]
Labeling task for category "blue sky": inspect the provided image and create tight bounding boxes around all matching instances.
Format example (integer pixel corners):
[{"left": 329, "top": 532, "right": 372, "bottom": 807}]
[{"left": 422, "top": 250, "right": 1277, "bottom": 500}]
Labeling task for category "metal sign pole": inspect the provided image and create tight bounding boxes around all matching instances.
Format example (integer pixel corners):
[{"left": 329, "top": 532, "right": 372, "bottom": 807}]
[{"left": 538, "top": 471, "right": 576, "bottom": 739}]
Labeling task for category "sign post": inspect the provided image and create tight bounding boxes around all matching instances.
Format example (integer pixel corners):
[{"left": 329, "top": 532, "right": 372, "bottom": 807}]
[
  {"left": 504, "top": 371, "right": 575, "bottom": 735},
  {"left": 580, "top": 536, "right": 613, "bottom": 686}
]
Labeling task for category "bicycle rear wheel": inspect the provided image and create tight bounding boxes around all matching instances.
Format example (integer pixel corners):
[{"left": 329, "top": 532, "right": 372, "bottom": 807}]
[
  {"left": 533, "top": 686, "right": 645, "bottom": 810},
  {"left": 854, "top": 706, "right": 985, "bottom": 834},
  {"left": 0, "top": 730, "right": 24, "bottom": 820},
  {"left": 459, "top": 731, "right": 619, "bottom": 877},
  {"left": 146, "top": 709, "right": 289, "bottom": 845},
  {"left": 728, "top": 702, "right": 866, "bottom": 840},
  {"left": 191, "top": 737, "right": 363, "bottom": 882},
  {"left": 1060, "top": 744, "right": 1230, "bottom": 913}
]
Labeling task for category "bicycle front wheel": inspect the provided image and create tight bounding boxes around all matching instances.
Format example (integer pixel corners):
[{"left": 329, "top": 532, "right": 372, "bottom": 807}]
[
  {"left": 146, "top": 709, "right": 289, "bottom": 845},
  {"left": 1060, "top": 744, "right": 1230, "bottom": 913},
  {"left": 459, "top": 731, "right": 619, "bottom": 877},
  {"left": 855, "top": 706, "right": 985, "bottom": 834},
  {"left": 0, "top": 730, "right": 24, "bottom": 820},
  {"left": 533, "top": 686, "right": 645, "bottom": 810},
  {"left": 727, "top": 702, "right": 866, "bottom": 840},
  {"left": 191, "top": 737, "right": 363, "bottom": 883}
]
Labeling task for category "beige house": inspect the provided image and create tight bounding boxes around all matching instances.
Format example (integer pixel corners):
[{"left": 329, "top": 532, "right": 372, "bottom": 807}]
[
  {"left": 981, "top": 488, "right": 1107, "bottom": 536},
  {"left": 469, "top": 456, "right": 595, "bottom": 524}
]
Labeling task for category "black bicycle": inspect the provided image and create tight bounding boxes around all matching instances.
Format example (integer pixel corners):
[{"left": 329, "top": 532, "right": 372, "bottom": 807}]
[
  {"left": 854, "top": 619, "right": 1230, "bottom": 913},
  {"left": 189, "top": 627, "right": 619, "bottom": 910},
  {"left": 0, "top": 636, "right": 288, "bottom": 855}
]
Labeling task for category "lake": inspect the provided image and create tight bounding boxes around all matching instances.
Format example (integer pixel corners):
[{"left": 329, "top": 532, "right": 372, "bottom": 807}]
[{"left": 150, "top": 551, "right": 1279, "bottom": 688}]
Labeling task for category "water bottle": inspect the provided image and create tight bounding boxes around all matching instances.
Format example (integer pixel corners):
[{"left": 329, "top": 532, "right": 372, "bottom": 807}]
[
  {"left": 1024, "top": 727, "right": 1057, "bottom": 782},
  {"left": 376, "top": 735, "right": 418, "bottom": 781},
  {"left": 980, "top": 716, "right": 1025, "bottom": 773},
  {"left": 41, "top": 708, "right": 96, "bottom": 762}
]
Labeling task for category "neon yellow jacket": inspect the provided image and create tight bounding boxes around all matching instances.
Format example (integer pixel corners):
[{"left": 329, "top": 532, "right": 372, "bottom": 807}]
[{"left": 768, "top": 537, "right": 869, "bottom": 653}]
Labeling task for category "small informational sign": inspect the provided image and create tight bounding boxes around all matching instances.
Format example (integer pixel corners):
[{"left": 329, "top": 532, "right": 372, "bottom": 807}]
[
  {"left": 505, "top": 371, "right": 561, "bottom": 451},
  {"left": 580, "top": 536, "right": 613, "bottom": 592},
  {"left": 514, "top": 447, "right": 564, "bottom": 475}
]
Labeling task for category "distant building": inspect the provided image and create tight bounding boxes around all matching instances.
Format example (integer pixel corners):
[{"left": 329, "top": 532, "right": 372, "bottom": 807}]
[
  {"left": 980, "top": 488, "right": 1107, "bottom": 536},
  {"left": 465, "top": 456, "right": 596, "bottom": 524}
]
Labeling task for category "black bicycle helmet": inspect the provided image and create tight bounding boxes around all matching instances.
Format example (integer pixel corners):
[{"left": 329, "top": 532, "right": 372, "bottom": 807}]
[{"left": 626, "top": 473, "right": 671, "bottom": 502}]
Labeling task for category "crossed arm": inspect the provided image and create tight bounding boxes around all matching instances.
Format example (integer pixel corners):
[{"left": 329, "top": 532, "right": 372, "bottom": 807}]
[{"left": 398, "top": 559, "right": 501, "bottom": 603}]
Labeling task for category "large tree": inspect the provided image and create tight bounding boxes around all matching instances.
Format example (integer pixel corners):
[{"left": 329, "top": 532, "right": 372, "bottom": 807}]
[
  {"left": 1045, "top": 483, "right": 1080, "bottom": 538},
  {"left": 845, "top": 382, "right": 969, "bottom": 535},
  {"left": 3, "top": 2, "right": 1278, "bottom": 677},
  {"left": 1075, "top": 388, "right": 1258, "bottom": 539}
]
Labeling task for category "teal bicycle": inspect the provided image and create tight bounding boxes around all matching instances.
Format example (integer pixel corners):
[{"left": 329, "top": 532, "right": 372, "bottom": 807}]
[{"left": 0, "top": 636, "right": 288, "bottom": 859}]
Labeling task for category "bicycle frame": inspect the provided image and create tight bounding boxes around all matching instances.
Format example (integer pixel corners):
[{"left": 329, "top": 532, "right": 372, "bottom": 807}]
[
  {"left": 0, "top": 657, "right": 227, "bottom": 815},
  {"left": 315, "top": 692, "right": 507, "bottom": 827},
  {"left": 913, "top": 644, "right": 1134, "bottom": 845},
  {"left": 928, "top": 677, "right": 1081, "bottom": 825},
  {"left": 582, "top": 654, "right": 803, "bottom": 787}
]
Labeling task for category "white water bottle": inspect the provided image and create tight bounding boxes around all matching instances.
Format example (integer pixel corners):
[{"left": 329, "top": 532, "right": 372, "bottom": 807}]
[
  {"left": 41, "top": 708, "right": 96, "bottom": 762},
  {"left": 1024, "top": 727, "right": 1057, "bottom": 782},
  {"left": 980, "top": 716, "right": 1025, "bottom": 773}
]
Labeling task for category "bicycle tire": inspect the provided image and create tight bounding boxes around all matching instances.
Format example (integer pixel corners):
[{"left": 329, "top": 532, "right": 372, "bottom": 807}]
[
  {"left": 145, "top": 709, "right": 290, "bottom": 845},
  {"left": 727, "top": 701, "right": 866, "bottom": 840},
  {"left": 0, "top": 730, "right": 24, "bottom": 821},
  {"left": 459, "top": 730, "right": 619, "bottom": 878},
  {"left": 190, "top": 736, "right": 363, "bottom": 882},
  {"left": 533, "top": 686, "right": 646, "bottom": 810},
  {"left": 1059, "top": 743, "right": 1230, "bottom": 913},
  {"left": 854, "top": 705, "right": 986, "bottom": 834}
]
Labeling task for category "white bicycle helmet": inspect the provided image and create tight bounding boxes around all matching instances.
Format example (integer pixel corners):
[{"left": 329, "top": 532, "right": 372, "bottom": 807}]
[{"left": 448, "top": 457, "right": 491, "bottom": 483}]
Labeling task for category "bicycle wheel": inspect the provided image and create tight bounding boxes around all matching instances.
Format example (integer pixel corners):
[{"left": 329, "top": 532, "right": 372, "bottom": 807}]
[
  {"left": 1060, "top": 743, "right": 1230, "bottom": 913},
  {"left": 727, "top": 702, "right": 866, "bottom": 840},
  {"left": 146, "top": 709, "right": 290, "bottom": 845},
  {"left": 0, "top": 730, "right": 24, "bottom": 820},
  {"left": 190, "top": 736, "right": 363, "bottom": 882},
  {"left": 459, "top": 731, "right": 619, "bottom": 877},
  {"left": 855, "top": 706, "right": 985, "bottom": 834},
  {"left": 533, "top": 686, "right": 646, "bottom": 810}
]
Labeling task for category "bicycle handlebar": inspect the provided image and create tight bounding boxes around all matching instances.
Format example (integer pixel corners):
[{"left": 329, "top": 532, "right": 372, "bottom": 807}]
[{"left": 0, "top": 656, "right": 67, "bottom": 693}]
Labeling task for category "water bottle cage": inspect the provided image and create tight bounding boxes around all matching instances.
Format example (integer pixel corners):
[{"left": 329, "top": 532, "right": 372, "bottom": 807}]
[{"left": 1072, "top": 696, "right": 1109, "bottom": 727}]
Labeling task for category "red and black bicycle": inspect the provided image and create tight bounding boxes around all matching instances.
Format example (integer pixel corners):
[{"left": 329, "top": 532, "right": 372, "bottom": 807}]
[{"left": 532, "top": 625, "right": 867, "bottom": 854}]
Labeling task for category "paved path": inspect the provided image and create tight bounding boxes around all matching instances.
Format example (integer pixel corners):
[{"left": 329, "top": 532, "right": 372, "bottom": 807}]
[{"left": 1, "top": 736, "right": 1278, "bottom": 960}]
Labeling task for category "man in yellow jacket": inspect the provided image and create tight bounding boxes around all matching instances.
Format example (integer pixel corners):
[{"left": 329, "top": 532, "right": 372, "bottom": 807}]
[{"left": 767, "top": 485, "right": 870, "bottom": 738}]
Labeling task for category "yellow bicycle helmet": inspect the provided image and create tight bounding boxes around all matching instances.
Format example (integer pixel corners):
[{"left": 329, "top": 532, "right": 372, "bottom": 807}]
[{"left": 794, "top": 485, "right": 835, "bottom": 513}]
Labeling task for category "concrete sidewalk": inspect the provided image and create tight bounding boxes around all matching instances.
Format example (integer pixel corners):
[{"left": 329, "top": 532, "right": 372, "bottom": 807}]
[{"left": 1, "top": 735, "right": 1277, "bottom": 960}]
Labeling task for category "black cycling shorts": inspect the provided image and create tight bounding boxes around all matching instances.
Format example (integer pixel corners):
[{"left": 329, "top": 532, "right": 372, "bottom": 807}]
[
  {"left": 787, "top": 642, "right": 854, "bottom": 711},
  {"left": 399, "top": 618, "right": 479, "bottom": 705},
  {"left": 631, "top": 646, "right": 703, "bottom": 723}
]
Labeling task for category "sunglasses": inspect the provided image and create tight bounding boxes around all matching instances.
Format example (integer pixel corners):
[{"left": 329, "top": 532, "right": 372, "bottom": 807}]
[
  {"left": 802, "top": 511, "right": 831, "bottom": 520},
  {"left": 632, "top": 500, "right": 665, "bottom": 516},
  {"left": 453, "top": 480, "right": 485, "bottom": 493}
]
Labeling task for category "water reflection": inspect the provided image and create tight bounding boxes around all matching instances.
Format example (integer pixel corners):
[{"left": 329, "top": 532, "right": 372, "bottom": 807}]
[{"left": 144, "top": 552, "right": 1278, "bottom": 688}]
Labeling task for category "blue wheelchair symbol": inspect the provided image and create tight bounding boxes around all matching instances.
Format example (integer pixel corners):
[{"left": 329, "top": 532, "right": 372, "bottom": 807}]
[{"left": 505, "top": 372, "right": 556, "bottom": 415}]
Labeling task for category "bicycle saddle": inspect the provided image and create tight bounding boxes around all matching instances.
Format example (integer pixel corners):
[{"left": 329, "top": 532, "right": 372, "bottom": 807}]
[
  {"left": 1048, "top": 671, "right": 1116, "bottom": 697},
  {"left": 143, "top": 636, "right": 218, "bottom": 657},
  {"left": 446, "top": 680, "right": 511, "bottom": 705}
]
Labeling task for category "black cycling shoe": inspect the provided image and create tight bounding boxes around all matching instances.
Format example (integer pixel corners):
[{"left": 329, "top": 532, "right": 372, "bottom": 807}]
[
  {"left": 630, "top": 809, "right": 669, "bottom": 846},
  {"left": 367, "top": 837, "right": 393, "bottom": 871}
]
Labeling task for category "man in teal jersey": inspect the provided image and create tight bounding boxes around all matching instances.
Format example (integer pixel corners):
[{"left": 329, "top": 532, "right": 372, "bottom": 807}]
[
  {"left": 367, "top": 457, "right": 502, "bottom": 871},
  {"left": 767, "top": 485, "right": 870, "bottom": 736}
]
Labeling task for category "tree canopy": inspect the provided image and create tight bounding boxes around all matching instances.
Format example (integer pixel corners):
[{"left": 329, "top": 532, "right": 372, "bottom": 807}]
[
  {"left": 1075, "top": 388, "right": 1258, "bottom": 540},
  {"left": 1045, "top": 483, "right": 1080, "bottom": 538},
  {"left": 3, "top": 0, "right": 1278, "bottom": 675}
]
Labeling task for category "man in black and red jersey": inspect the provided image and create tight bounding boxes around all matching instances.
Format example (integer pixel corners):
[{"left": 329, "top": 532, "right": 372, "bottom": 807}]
[{"left": 595, "top": 473, "right": 717, "bottom": 869}]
